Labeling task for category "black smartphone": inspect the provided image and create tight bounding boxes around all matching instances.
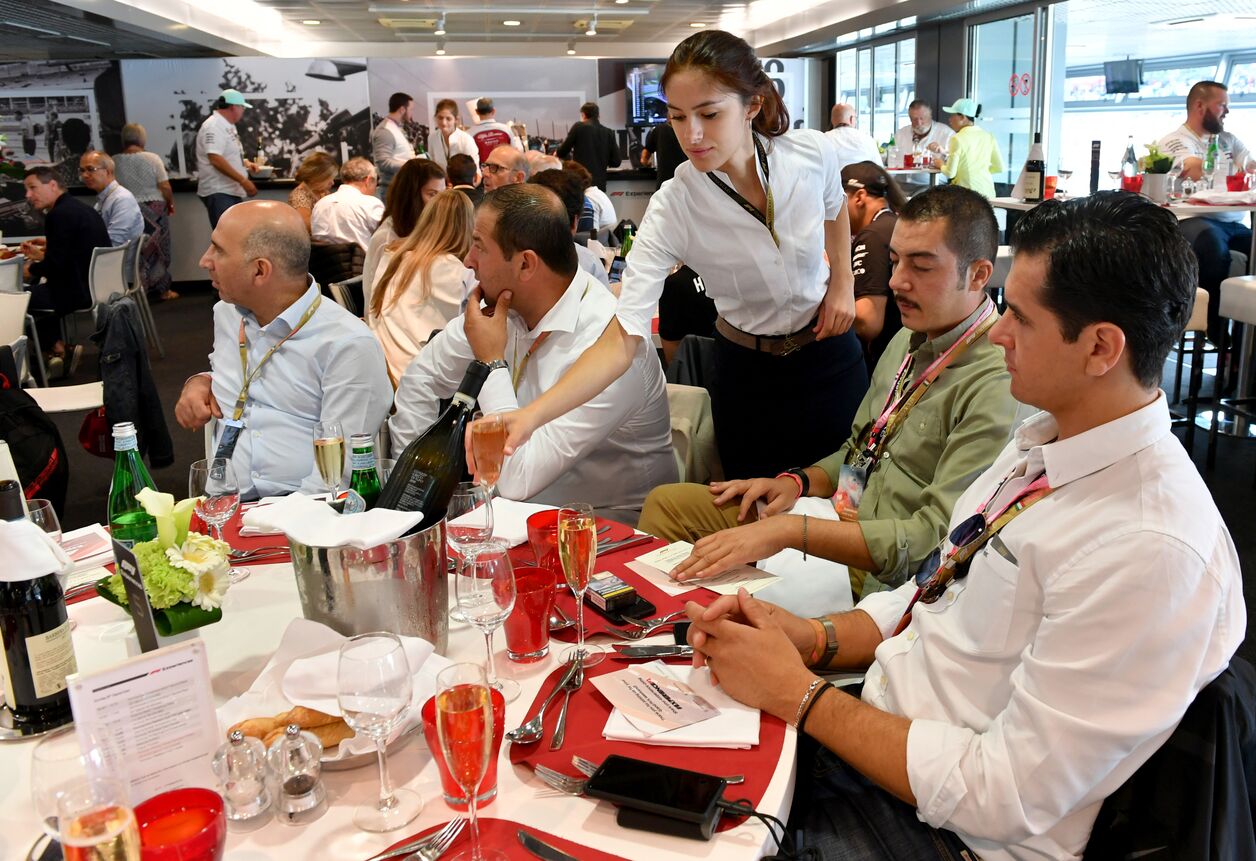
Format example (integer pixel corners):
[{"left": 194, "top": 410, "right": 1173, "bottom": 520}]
[
  {"left": 584, "top": 754, "right": 726, "bottom": 838},
  {"left": 584, "top": 592, "right": 656, "bottom": 624},
  {"left": 609, "top": 256, "right": 627, "bottom": 281}
]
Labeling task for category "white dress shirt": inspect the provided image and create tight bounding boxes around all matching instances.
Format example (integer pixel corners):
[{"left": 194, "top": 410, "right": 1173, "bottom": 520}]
[
  {"left": 208, "top": 281, "right": 393, "bottom": 500},
  {"left": 618, "top": 129, "right": 845, "bottom": 341},
  {"left": 584, "top": 185, "right": 617, "bottom": 235},
  {"left": 894, "top": 122, "right": 952, "bottom": 156},
  {"left": 1157, "top": 123, "right": 1253, "bottom": 223},
  {"left": 574, "top": 243, "right": 610, "bottom": 287},
  {"left": 95, "top": 180, "right": 143, "bottom": 248},
  {"left": 428, "top": 128, "right": 478, "bottom": 172},
  {"left": 369, "top": 250, "right": 469, "bottom": 381},
  {"left": 311, "top": 184, "right": 386, "bottom": 251},
  {"left": 824, "top": 125, "right": 883, "bottom": 170},
  {"left": 195, "top": 112, "right": 247, "bottom": 199},
  {"left": 854, "top": 393, "right": 1244, "bottom": 861},
  {"left": 371, "top": 117, "right": 416, "bottom": 187},
  {"left": 389, "top": 269, "right": 676, "bottom": 516},
  {"left": 362, "top": 218, "right": 397, "bottom": 321}
]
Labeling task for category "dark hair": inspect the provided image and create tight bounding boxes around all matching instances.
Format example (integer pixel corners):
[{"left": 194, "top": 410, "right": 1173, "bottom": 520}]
[
  {"left": 561, "top": 159, "right": 592, "bottom": 190},
  {"left": 530, "top": 169, "right": 584, "bottom": 227},
  {"left": 446, "top": 153, "right": 478, "bottom": 187},
  {"left": 661, "top": 30, "right": 789, "bottom": 138},
  {"left": 580, "top": 101, "right": 600, "bottom": 122},
  {"left": 899, "top": 184, "right": 998, "bottom": 276},
  {"left": 1010, "top": 191, "right": 1196, "bottom": 388},
  {"left": 842, "top": 161, "right": 908, "bottom": 212},
  {"left": 60, "top": 118, "right": 90, "bottom": 153},
  {"left": 482, "top": 184, "right": 578, "bottom": 278},
  {"left": 385, "top": 159, "right": 447, "bottom": 238},
  {"left": 434, "top": 98, "right": 459, "bottom": 118},
  {"left": 1186, "top": 80, "right": 1226, "bottom": 110},
  {"left": 388, "top": 92, "right": 413, "bottom": 113},
  {"left": 23, "top": 165, "right": 59, "bottom": 186},
  {"left": 908, "top": 99, "right": 931, "bottom": 112}
]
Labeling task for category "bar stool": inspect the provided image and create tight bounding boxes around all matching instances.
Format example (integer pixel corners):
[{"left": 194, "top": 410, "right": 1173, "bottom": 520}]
[
  {"left": 1207, "top": 275, "right": 1256, "bottom": 484},
  {"left": 1170, "top": 287, "right": 1210, "bottom": 454}
]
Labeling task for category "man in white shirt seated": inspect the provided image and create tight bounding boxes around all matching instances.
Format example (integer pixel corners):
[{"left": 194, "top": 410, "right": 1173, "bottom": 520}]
[
  {"left": 371, "top": 92, "right": 417, "bottom": 202},
  {"left": 1157, "top": 80, "right": 1255, "bottom": 346},
  {"left": 825, "top": 104, "right": 882, "bottom": 170},
  {"left": 174, "top": 200, "right": 393, "bottom": 501},
  {"left": 389, "top": 184, "right": 675, "bottom": 523},
  {"left": 893, "top": 100, "right": 952, "bottom": 160},
  {"left": 684, "top": 191, "right": 1244, "bottom": 861},
  {"left": 311, "top": 157, "right": 385, "bottom": 251}
]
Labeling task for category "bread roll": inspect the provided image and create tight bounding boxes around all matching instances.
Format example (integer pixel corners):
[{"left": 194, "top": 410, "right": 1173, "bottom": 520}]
[
  {"left": 229, "top": 716, "right": 281, "bottom": 739},
  {"left": 277, "top": 706, "right": 340, "bottom": 728}
]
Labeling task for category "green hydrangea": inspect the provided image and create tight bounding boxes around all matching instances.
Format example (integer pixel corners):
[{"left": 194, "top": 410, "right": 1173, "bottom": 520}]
[{"left": 100, "top": 539, "right": 197, "bottom": 610}]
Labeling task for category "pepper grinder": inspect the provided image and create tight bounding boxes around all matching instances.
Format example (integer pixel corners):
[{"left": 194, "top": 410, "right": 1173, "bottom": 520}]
[
  {"left": 268, "top": 724, "right": 327, "bottom": 825},
  {"left": 212, "top": 730, "right": 273, "bottom": 830}
]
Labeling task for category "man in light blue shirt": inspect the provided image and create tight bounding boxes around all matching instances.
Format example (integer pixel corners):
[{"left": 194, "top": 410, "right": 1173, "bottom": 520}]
[
  {"left": 174, "top": 200, "right": 392, "bottom": 500},
  {"left": 79, "top": 151, "right": 143, "bottom": 272}
]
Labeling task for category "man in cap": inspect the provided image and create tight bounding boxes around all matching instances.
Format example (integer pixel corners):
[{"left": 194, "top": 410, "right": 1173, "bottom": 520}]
[
  {"left": 195, "top": 88, "right": 259, "bottom": 229},
  {"left": 929, "top": 98, "right": 1003, "bottom": 199},
  {"left": 470, "top": 97, "right": 525, "bottom": 166}
]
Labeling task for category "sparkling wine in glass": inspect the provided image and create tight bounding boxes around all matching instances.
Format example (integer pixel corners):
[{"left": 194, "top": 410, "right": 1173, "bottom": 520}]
[
  {"left": 446, "top": 482, "right": 494, "bottom": 624},
  {"left": 457, "top": 538, "right": 519, "bottom": 703},
  {"left": 470, "top": 411, "right": 509, "bottom": 491},
  {"left": 31, "top": 727, "right": 95, "bottom": 838},
  {"left": 56, "top": 776, "right": 140, "bottom": 861},
  {"left": 189, "top": 457, "right": 247, "bottom": 584},
  {"left": 337, "top": 632, "right": 422, "bottom": 832},
  {"left": 558, "top": 503, "right": 603, "bottom": 667},
  {"left": 313, "top": 421, "right": 346, "bottom": 499},
  {"left": 435, "top": 663, "right": 505, "bottom": 861}
]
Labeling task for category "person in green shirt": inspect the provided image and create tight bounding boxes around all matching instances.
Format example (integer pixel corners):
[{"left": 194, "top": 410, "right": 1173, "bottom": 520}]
[
  {"left": 928, "top": 98, "right": 1004, "bottom": 199},
  {"left": 638, "top": 185, "right": 1021, "bottom": 600}
]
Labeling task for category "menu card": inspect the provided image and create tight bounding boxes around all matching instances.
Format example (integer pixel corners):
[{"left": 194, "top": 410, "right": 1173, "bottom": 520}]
[
  {"left": 625, "top": 541, "right": 780, "bottom": 597},
  {"left": 67, "top": 639, "right": 219, "bottom": 804},
  {"left": 590, "top": 665, "right": 719, "bottom": 733}
]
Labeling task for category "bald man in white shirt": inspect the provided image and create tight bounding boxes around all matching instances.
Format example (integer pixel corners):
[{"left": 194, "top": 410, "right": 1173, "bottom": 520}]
[{"left": 825, "top": 104, "right": 883, "bottom": 171}]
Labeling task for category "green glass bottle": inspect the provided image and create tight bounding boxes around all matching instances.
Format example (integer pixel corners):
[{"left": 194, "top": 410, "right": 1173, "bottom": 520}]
[
  {"left": 108, "top": 422, "right": 157, "bottom": 548},
  {"left": 348, "top": 433, "right": 382, "bottom": 510},
  {"left": 1205, "top": 136, "right": 1218, "bottom": 174},
  {"left": 620, "top": 225, "right": 635, "bottom": 258}
]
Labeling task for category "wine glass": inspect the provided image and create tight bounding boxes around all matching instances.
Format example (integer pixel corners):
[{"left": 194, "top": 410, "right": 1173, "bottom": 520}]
[
  {"left": 189, "top": 458, "right": 247, "bottom": 584},
  {"left": 27, "top": 499, "right": 61, "bottom": 545},
  {"left": 1106, "top": 169, "right": 1121, "bottom": 190},
  {"left": 470, "top": 411, "right": 511, "bottom": 498},
  {"left": 457, "top": 539, "right": 519, "bottom": 703},
  {"left": 337, "top": 632, "right": 422, "bottom": 832},
  {"left": 435, "top": 663, "right": 505, "bottom": 861},
  {"left": 558, "top": 503, "right": 604, "bottom": 667},
  {"left": 1166, "top": 163, "right": 1182, "bottom": 200},
  {"left": 55, "top": 776, "right": 140, "bottom": 861},
  {"left": 447, "top": 482, "right": 494, "bottom": 624},
  {"left": 1056, "top": 167, "right": 1073, "bottom": 197},
  {"left": 313, "top": 420, "right": 346, "bottom": 500},
  {"left": 31, "top": 727, "right": 96, "bottom": 838}
]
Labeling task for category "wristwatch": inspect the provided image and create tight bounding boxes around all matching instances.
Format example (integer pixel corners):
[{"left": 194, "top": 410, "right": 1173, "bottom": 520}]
[{"left": 475, "top": 359, "right": 508, "bottom": 373}]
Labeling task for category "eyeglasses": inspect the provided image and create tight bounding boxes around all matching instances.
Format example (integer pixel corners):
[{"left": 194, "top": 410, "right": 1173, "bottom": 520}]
[
  {"left": 78, "top": 165, "right": 107, "bottom": 174},
  {"left": 480, "top": 162, "right": 509, "bottom": 175},
  {"left": 911, "top": 512, "right": 987, "bottom": 604}
]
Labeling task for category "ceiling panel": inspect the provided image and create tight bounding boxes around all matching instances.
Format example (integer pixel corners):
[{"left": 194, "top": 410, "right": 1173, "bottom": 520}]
[{"left": 0, "top": 0, "right": 223, "bottom": 59}]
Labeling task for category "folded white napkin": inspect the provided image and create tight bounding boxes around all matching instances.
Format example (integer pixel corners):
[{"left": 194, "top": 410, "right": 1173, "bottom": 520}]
[
  {"left": 282, "top": 636, "right": 436, "bottom": 716},
  {"left": 602, "top": 661, "right": 760, "bottom": 749},
  {"left": 1184, "top": 189, "right": 1256, "bottom": 206},
  {"left": 240, "top": 493, "right": 423, "bottom": 548},
  {"left": 449, "top": 498, "right": 555, "bottom": 548},
  {"left": 752, "top": 496, "right": 855, "bottom": 616}
]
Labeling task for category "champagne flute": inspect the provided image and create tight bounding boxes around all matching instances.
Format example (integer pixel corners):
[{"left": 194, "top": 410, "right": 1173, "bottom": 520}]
[
  {"left": 337, "top": 632, "right": 422, "bottom": 832},
  {"left": 313, "top": 420, "right": 346, "bottom": 500},
  {"left": 56, "top": 776, "right": 140, "bottom": 861},
  {"left": 435, "top": 663, "right": 505, "bottom": 861},
  {"left": 189, "top": 458, "right": 247, "bottom": 584},
  {"left": 457, "top": 538, "right": 519, "bottom": 703},
  {"left": 558, "top": 503, "right": 604, "bottom": 667},
  {"left": 447, "top": 482, "right": 494, "bottom": 624}
]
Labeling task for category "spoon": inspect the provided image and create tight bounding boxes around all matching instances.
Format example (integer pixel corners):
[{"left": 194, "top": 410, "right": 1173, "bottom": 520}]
[
  {"left": 549, "top": 603, "right": 576, "bottom": 632},
  {"left": 505, "top": 659, "right": 581, "bottom": 744}
]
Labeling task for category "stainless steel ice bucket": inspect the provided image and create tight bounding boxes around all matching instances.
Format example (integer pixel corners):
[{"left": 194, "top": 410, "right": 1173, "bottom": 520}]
[{"left": 287, "top": 518, "right": 448, "bottom": 653}]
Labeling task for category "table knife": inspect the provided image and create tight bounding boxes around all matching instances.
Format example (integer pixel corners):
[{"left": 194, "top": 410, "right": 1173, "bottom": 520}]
[
  {"left": 518, "top": 829, "right": 580, "bottom": 861},
  {"left": 595, "top": 535, "right": 654, "bottom": 557},
  {"left": 612, "top": 644, "right": 694, "bottom": 658}
]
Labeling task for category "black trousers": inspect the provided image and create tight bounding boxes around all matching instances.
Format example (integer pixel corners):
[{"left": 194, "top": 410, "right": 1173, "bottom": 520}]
[{"left": 709, "top": 328, "right": 868, "bottom": 480}]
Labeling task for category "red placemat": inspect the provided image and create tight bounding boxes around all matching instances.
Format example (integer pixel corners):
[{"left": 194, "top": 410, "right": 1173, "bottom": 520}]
[
  {"left": 195, "top": 507, "right": 292, "bottom": 562},
  {"left": 507, "top": 660, "right": 786, "bottom": 831},
  {"left": 375, "top": 817, "right": 631, "bottom": 861}
]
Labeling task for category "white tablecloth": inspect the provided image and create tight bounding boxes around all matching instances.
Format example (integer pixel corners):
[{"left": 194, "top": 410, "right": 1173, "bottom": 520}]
[{"left": 0, "top": 562, "right": 796, "bottom": 861}]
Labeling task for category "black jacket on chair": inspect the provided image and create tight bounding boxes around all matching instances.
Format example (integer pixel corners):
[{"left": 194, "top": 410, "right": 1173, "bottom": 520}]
[
  {"left": 556, "top": 120, "right": 621, "bottom": 191},
  {"left": 92, "top": 298, "right": 174, "bottom": 467}
]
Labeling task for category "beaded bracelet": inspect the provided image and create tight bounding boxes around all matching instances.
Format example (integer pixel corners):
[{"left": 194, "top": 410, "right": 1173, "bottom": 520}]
[
  {"left": 791, "top": 678, "right": 827, "bottom": 728},
  {"left": 799, "top": 683, "right": 837, "bottom": 734}
]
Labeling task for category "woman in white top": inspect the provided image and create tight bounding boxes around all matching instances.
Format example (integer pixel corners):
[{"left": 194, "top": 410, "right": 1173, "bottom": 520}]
[
  {"left": 114, "top": 123, "right": 177, "bottom": 300},
  {"left": 369, "top": 189, "right": 474, "bottom": 383},
  {"left": 364, "top": 159, "right": 447, "bottom": 315},
  {"left": 428, "top": 99, "right": 478, "bottom": 173},
  {"left": 496, "top": 30, "right": 866, "bottom": 479}
]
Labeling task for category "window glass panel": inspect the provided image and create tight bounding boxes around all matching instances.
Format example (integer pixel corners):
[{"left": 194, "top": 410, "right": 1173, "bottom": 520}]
[{"left": 1231, "top": 61, "right": 1256, "bottom": 95}]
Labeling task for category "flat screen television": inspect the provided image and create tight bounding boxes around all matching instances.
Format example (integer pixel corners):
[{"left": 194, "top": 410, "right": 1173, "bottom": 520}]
[
  {"left": 627, "top": 63, "right": 668, "bottom": 126},
  {"left": 1104, "top": 59, "right": 1143, "bottom": 94}
]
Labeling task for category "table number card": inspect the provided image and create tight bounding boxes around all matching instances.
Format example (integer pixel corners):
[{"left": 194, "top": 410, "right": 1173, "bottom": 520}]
[
  {"left": 67, "top": 639, "right": 219, "bottom": 804},
  {"left": 111, "top": 539, "right": 160, "bottom": 652}
]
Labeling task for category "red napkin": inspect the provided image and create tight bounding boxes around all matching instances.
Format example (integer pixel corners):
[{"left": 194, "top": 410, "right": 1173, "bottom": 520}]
[
  {"left": 374, "top": 817, "right": 631, "bottom": 861},
  {"left": 507, "top": 660, "right": 787, "bottom": 831}
]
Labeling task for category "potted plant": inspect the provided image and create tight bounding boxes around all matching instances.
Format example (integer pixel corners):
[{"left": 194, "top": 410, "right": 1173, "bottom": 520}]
[
  {"left": 97, "top": 489, "right": 233, "bottom": 639},
  {"left": 1139, "top": 144, "right": 1174, "bottom": 203}
]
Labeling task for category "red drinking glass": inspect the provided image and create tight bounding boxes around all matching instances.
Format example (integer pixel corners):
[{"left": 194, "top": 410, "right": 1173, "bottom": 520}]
[
  {"left": 1121, "top": 174, "right": 1144, "bottom": 194},
  {"left": 1227, "top": 173, "right": 1251, "bottom": 193},
  {"left": 503, "top": 567, "right": 554, "bottom": 662},
  {"left": 421, "top": 687, "right": 505, "bottom": 810},
  {"left": 134, "top": 787, "right": 226, "bottom": 861},
  {"left": 525, "top": 510, "right": 562, "bottom": 588}
]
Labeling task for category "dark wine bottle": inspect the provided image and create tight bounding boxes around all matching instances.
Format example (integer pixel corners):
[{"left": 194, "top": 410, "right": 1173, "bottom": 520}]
[
  {"left": 374, "top": 362, "right": 489, "bottom": 523},
  {"left": 1023, "top": 132, "right": 1046, "bottom": 202},
  {"left": 0, "top": 480, "right": 76, "bottom": 728}
]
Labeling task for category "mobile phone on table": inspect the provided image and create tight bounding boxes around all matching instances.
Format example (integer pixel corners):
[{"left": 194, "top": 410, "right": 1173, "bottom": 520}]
[
  {"left": 609, "top": 256, "right": 627, "bottom": 281},
  {"left": 584, "top": 754, "right": 726, "bottom": 839}
]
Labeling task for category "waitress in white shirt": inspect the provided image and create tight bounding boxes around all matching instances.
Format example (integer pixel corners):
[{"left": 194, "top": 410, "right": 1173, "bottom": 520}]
[
  {"left": 428, "top": 98, "right": 478, "bottom": 173},
  {"left": 496, "top": 30, "right": 866, "bottom": 478}
]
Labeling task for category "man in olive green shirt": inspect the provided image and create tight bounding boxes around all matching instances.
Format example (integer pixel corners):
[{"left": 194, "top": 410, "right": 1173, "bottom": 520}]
[{"left": 638, "top": 185, "right": 1020, "bottom": 600}]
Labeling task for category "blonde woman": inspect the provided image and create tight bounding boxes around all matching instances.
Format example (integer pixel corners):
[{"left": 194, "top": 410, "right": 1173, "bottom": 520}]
[
  {"left": 369, "top": 189, "right": 474, "bottom": 382},
  {"left": 288, "top": 151, "right": 338, "bottom": 232}
]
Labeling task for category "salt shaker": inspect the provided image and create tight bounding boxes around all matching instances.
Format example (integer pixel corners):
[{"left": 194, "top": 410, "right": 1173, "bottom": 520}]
[
  {"left": 268, "top": 724, "right": 327, "bottom": 825},
  {"left": 212, "top": 730, "right": 273, "bottom": 829}
]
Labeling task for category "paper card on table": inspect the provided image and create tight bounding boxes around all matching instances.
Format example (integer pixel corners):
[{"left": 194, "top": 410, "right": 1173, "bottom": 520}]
[
  {"left": 66, "top": 639, "right": 219, "bottom": 805},
  {"left": 61, "top": 524, "right": 114, "bottom": 572},
  {"left": 625, "top": 540, "right": 781, "bottom": 596},
  {"left": 590, "top": 665, "right": 719, "bottom": 732},
  {"left": 600, "top": 661, "right": 761, "bottom": 748}
]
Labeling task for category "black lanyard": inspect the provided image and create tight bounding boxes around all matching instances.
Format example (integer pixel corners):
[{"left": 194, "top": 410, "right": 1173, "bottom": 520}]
[{"left": 707, "top": 135, "right": 779, "bottom": 247}]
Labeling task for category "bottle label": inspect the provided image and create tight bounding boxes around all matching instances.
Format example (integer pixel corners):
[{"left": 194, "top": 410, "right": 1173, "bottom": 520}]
[
  {"left": 351, "top": 449, "right": 376, "bottom": 471},
  {"left": 0, "top": 632, "right": 14, "bottom": 708},
  {"left": 26, "top": 618, "right": 77, "bottom": 700},
  {"left": 1023, "top": 172, "right": 1042, "bottom": 199},
  {"left": 114, "top": 434, "right": 138, "bottom": 452},
  {"left": 395, "top": 470, "right": 437, "bottom": 512},
  {"left": 452, "top": 393, "right": 476, "bottom": 409}
]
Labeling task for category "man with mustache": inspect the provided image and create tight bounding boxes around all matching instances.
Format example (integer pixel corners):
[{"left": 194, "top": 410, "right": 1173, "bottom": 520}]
[{"left": 639, "top": 184, "right": 1020, "bottom": 603}]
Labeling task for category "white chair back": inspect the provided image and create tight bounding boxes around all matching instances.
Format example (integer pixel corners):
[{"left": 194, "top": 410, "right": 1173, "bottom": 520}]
[
  {"left": 89, "top": 242, "right": 131, "bottom": 308},
  {"left": 0, "top": 255, "right": 23, "bottom": 293},
  {"left": 0, "top": 291, "right": 31, "bottom": 344}
]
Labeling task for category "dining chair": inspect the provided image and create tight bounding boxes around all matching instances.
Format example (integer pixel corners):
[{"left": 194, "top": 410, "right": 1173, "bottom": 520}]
[
  {"left": 124, "top": 236, "right": 164, "bottom": 358},
  {"left": 0, "top": 291, "right": 32, "bottom": 386}
]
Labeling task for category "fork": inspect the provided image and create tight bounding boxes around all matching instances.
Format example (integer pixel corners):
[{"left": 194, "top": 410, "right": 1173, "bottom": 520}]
[
  {"left": 362, "top": 817, "right": 465, "bottom": 861},
  {"left": 571, "top": 755, "right": 745, "bottom": 785},
  {"left": 229, "top": 544, "right": 288, "bottom": 558},
  {"left": 548, "top": 657, "right": 584, "bottom": 751},
  {"left": 621, "top": 610, "right": 687, "bottom": 629},
  {"left": 608, "top": 615, "right": 688, "bottom": 641},
  {"left": 533, "top": 763, "right": 589, "bottom": 796}
]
